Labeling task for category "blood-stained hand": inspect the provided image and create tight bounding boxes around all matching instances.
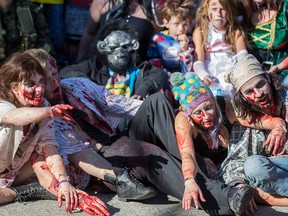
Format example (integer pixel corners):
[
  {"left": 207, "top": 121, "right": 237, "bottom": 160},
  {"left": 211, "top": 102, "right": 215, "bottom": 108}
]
[
  {"left": 49, "top": 104, "right": 73, "bottom": 121},
  {"left": 78, "top": 192, "right": 110, "bottom": 216},
  {"left": 263, "top": 125, "right": 287, "bottom": 155}
]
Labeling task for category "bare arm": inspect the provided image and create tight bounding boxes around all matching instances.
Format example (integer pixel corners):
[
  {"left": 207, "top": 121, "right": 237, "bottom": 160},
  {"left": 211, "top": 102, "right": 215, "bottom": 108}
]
[
  {"left": 2, "top": 104, "right": 73, "bottom": 126},
  {"left": 76, "top": 0, "right": 110, "bottom": 62},
  {"left": 235, "top": 29, "right": 247, "bottom": 53},
  {"left": 192, "top": 27, "right": 205, "bottom": 63},
  {"left": 175, "top": 112, "right": 206, "bottom": 210},
  {"left": 192, "top": 27, "right": 212, "bottom": 85},
  {"left": 175, "top": 112, "right": 197, "bottom": 180}
]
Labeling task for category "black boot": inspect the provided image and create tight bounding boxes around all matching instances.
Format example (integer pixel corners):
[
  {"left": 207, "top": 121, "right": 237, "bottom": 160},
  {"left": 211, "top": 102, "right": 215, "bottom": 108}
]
[
  {"left": 113, "top": 166, "right": 157, "bottom": 202},
  {"left": 11, "top": 182, "right": 57, "bottom": 203},
  {"left": 228, "top": 185, "right": 255, "bottom": 216}
]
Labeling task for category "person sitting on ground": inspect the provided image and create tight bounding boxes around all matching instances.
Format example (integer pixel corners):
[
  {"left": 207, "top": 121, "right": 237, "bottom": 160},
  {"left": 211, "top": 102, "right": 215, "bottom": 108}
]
[
  {"left": 25, "top": 48, "right": 158, "bottom": 203},
  {"left": 222, "top": 54, "right": 288, "bottom": 209},
  {"left": 171, "top": 72, "right": 255, "bottom": 215},
  {"left": 0, "top": 52, "right": 109, "bottom": 215},
  {"left": 193, "top": 0, "right": 247, "bottom": 97},
  {"left": 29, "top": 48, "right": 259, "bottom": 215},
  {"left": 61, "top": 18, "right": 167, "bottom": 100}
]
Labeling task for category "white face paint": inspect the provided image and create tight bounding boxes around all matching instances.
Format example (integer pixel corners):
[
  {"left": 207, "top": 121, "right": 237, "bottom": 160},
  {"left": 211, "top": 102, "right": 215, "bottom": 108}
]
[
  {"left": 208, "top": 0, "right": 227, "bottom": 31},
  {"left": 99, "top": 30, "right": 139, "bottom": 73}
]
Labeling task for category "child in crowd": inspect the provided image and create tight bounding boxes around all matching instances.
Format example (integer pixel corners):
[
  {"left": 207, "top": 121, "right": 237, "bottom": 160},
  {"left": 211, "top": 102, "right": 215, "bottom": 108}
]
[
  {"left": 0, "top": 52, "right": 109, "bottom": 215},
  {"left": 193, "top": 0, "right": 247, "bottom": 96},
  {"left": 147, "top": 0, "right": 196, "bottom": 106},
  {"left": 147, "top": 0, "right": 196, "bottom": 75}
]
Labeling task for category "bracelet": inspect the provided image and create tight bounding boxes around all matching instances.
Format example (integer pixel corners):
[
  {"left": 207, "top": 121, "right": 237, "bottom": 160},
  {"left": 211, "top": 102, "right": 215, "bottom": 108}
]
[
  {"left": 58, "top": 173, "right": 70, "bottom": 180},
  {"left": 184, "top": 176, "right": 195, "bottom": 182},
  {"left": 274, "top": 124, "right": 287, "bottom": 133},
  {"left": 53, "top": 179, "right": 70, "bottom": 189}
]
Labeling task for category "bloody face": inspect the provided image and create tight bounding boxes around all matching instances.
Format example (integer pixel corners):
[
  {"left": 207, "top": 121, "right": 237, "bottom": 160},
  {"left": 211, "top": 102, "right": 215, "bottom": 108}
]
[
  {"left": 208, "top": 0, "right": 227, "bottom": 31},
  {"left": 240, "top": 75, "right": 274, "bottom": 109},
  {"left": 44, "top": 56, "right": 63, "bottom": 105},
  {"left": 13, "top": 73, "right": 45, "bottom": 107},
  {"left": 190, "top": 98, "right": 217, "bottom": 129}
]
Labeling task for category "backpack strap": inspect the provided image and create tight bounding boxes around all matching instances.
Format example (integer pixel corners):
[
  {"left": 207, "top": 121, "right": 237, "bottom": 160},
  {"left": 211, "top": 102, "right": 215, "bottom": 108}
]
[{"left": 16, "top": 0, "right": 37, "bottom": 50}]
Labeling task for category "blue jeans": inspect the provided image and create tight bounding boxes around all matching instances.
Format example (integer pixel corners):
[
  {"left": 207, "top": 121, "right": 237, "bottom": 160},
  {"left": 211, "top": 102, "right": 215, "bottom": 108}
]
[{"left": 244, "top": 155, "right": 288, "bottom": 196}]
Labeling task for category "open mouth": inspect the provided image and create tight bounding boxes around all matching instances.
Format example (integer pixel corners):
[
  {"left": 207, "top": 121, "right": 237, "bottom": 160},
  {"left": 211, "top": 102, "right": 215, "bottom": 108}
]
[
  {"left": 258, "top": 96, "right": 268, "bottom": 104},
  {"left": 203, "top": 119, "right": 214, "bottom": 126},
  {"left": 33, "top": 94, "right": 43, "bottom": 102},
  {"left": 215, "top": 19, "right": 224, "bottom": 23}
]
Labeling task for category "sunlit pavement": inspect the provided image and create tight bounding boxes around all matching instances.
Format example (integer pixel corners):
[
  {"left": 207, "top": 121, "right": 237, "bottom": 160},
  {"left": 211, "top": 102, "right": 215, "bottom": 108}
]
[{"left": 1, "top": 191, "right": 288, "bottom": 216}]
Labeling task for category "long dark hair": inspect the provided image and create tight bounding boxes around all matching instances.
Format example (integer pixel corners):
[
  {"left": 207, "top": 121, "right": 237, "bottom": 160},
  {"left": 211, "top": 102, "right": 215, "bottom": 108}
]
[
  {"left": 242, "top": 0, "right": 282, "bottom": 28},
  {"left": 233, "top": 73, "right": 282, "bottom": 122},
  {"left": 106, "top": 0, "right": 154, "bottom": 22}
]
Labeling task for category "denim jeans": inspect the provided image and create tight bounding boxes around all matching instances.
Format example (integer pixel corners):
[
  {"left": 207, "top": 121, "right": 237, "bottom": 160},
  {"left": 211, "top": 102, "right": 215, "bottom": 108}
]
[{"left": 244, "top": 155, "right": 288, "bottom": 196}]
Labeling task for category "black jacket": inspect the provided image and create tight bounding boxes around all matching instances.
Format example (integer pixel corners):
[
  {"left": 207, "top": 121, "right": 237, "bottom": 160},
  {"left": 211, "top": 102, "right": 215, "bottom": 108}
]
[{"left": 60, "top": 57, "right": 168, "bottom": 98}]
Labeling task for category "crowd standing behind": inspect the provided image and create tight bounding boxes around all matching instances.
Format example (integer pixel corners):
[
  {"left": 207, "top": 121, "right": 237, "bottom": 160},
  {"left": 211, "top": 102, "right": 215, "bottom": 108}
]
[{"left": 1, "top": 0, "right": 288, "bottom": 215}]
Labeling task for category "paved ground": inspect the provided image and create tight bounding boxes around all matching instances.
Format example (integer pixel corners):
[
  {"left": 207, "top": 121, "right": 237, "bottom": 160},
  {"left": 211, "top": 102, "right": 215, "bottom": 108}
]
[{"left": 1, "top": 191, "right": 288, "bottom": 216}]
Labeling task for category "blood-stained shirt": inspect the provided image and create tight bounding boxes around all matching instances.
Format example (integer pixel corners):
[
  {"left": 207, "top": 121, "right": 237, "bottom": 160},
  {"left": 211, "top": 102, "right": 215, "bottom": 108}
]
[
  {"left": 61, "top": 77, "right": 143, "bottom": 136},
  {"left": 0, "top": 99, "right": 57, "bottom": 188}
]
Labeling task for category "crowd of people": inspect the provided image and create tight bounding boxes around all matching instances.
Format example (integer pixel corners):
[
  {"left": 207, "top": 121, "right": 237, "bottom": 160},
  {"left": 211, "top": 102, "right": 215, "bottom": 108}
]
[{"left": 0, "top": 0, "right": 288, "bottom": 215}]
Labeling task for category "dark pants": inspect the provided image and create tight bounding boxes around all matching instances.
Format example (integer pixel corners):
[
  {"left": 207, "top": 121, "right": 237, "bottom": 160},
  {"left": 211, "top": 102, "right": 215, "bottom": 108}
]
[
  {"left": 129, "top": 93, "right": 181, "bottom": 160},
  {"left": 127, "top": 93, "right": 233, "bottom": 215},
  {"left": 88, "top": 93, "right": 233, "bottom": 215},
  {"left": 99, "top": 138, "right": 233, "bottom": 215}
]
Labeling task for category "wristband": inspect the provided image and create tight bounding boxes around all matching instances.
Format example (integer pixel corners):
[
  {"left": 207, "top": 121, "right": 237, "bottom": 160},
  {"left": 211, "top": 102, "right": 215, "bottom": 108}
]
[
  {"left": 58, "top": 173, "right": 70, "bottom": 180},
  {"left": 274, "top": 124, "right": 287, "bottom": 133},
  {"left": 53, "top": 179, "right": 70, "bottom": 189},
  {"left": 184, "top": 176, "right": 195, "bottom": 182}
]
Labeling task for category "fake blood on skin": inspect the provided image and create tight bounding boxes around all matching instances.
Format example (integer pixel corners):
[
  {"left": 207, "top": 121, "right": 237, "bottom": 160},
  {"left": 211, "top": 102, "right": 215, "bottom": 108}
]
[
  {"left": 176, "top": 126, "right": 193, "bottom": 178},
  {"left": 21, "top": 85, "right": 42, "bottom": 105}
]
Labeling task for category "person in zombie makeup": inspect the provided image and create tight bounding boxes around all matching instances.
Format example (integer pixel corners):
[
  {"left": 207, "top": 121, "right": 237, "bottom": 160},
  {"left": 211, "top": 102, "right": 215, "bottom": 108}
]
[
  {"left": 25, "top": 48, "right": 158, "bottom": 203},
  {"left": 60, "top": 18, "right": 168, "bottom": 100},
  {"left": 171, "top": 72, "right": 256, "bottom": 215},
  {"left": 222, "top": 54, "right": 288, "bottom": 207},
  {"left": 25, "top": 48, "right": 261, "bottom": 215},
  {"left": 192, "top": 0, "right": 247, "bottom": 97},
  {"left": 0, "top": 52, "right": 110, "bottom": 215}
]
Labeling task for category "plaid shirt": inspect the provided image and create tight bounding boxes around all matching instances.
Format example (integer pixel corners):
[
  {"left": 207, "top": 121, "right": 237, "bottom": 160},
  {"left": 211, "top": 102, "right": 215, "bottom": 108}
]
[{"left": 220, "top": 86, "right": 288, "bottom": 185}]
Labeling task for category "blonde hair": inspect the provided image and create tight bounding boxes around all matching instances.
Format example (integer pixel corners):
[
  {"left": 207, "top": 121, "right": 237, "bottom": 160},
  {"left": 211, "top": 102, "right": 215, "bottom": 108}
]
[
  {"left": 162, "top": 0, "right": 197, "bottom": 21},
  {"left": 195, "top": 0, "right": 240, "bottom": 52}
]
